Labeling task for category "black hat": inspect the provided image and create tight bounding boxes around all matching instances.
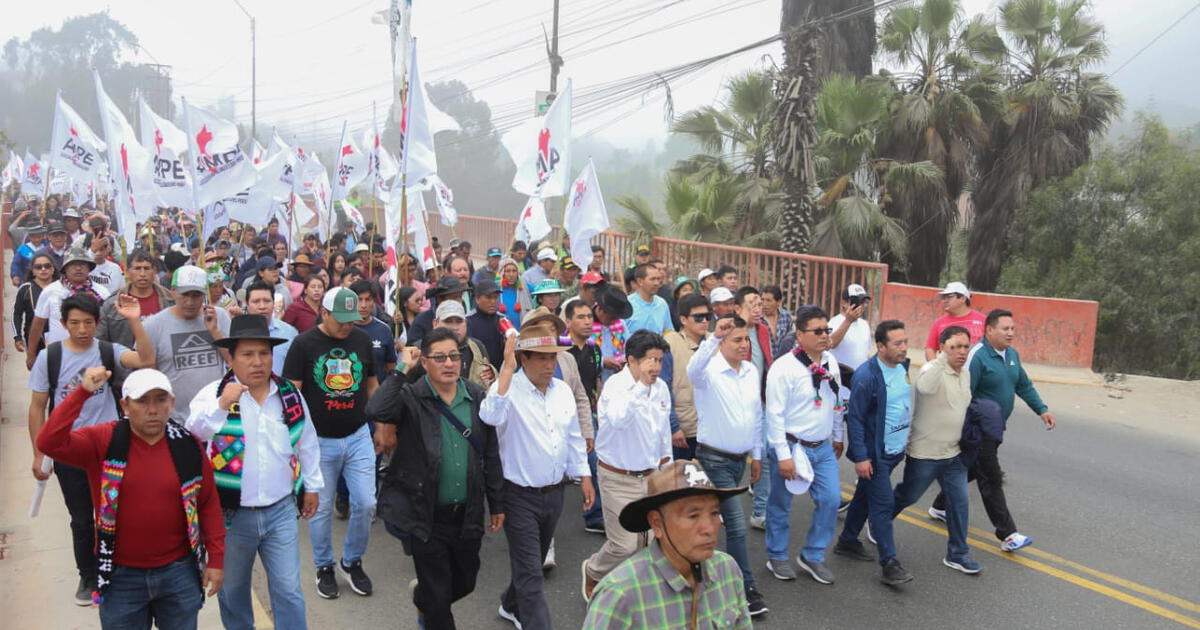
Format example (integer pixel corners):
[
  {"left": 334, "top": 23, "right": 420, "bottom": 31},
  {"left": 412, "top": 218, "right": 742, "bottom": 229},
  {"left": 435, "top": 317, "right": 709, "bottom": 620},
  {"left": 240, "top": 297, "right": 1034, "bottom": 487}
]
[
  {"left": 475, "top": 279, "right": 501, "bottom": 296},
  {"left": 426, "top": 275, "right": 468, "bottom": 299},
  {"left": 212, "top": 314, "right": 288, "bottom": 350},
  {"left": 619, "top": 460, "right": 747, "bottom": 533},
  {"left": 597, "top": 285, "right": 633, "bottom": 320}
]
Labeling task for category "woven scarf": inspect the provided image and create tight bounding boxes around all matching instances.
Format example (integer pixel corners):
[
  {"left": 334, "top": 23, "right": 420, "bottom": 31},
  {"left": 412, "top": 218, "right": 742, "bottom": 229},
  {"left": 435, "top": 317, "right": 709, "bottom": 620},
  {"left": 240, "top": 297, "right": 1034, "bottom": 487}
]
[
  {"left": 96, "top": 419, "right": 204, "bottom": 603},
  {"left": 793, "top": 347, "right": 845, "bottom": 412},
  {"left": 68, "top": 279, "right": 103, "bottom": 302},
  {"left": 208, "top": 371, "right": 306, "bottom": 510},
  {"left": 592, "top": 320, "right": 626, "bottom": 362}
]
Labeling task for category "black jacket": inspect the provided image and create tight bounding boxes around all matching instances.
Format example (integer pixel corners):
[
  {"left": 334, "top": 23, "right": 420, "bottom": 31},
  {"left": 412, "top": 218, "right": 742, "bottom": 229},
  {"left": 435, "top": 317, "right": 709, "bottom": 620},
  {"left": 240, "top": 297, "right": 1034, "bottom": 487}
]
[
  {"left": 365, "top": 376, "right": 504, "bottom": 543},
  {"left": 960, "top": 397, "right": 1005, "bottom": 469}
]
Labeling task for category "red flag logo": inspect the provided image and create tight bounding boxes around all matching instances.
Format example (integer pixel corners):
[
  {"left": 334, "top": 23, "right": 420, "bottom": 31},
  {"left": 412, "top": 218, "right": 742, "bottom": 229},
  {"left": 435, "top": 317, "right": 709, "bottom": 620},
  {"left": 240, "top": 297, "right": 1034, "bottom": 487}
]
[
  {"left": 196, "top": 125, "right": 213, "bottom": 156},
  {"left": 154, "top": 129, "right": 164, "bottom": 156}
]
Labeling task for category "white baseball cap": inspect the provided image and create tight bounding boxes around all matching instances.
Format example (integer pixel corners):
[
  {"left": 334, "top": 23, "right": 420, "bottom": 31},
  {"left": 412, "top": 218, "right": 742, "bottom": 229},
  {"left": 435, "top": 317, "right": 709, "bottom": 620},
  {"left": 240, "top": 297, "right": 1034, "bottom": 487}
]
[
  {"left": 174, "top": 265, "right": 208, "bottom": 294},
  {"left": 122, "top": 369, "right": 175, "bottom": 400},
  {"left": 937, "top": 281, "right": 971, "bottom": 299},
  {"left": 697, "top": 268, "right": 715, "bottom": 282},
  {"left": 709, "top": 287, "right": 735, "bottom": 304},
  {"left": 784, "top": 443, "right": 816, "bottom": 495},
  {"left": 435, "top": 300, "right": 467, "bottom": 321},
  {"left": 845, "top": 283, "right": 868, "bottom": 298},
  {"left": 537, "top": 247, "right": 558, "bottom": 262}
]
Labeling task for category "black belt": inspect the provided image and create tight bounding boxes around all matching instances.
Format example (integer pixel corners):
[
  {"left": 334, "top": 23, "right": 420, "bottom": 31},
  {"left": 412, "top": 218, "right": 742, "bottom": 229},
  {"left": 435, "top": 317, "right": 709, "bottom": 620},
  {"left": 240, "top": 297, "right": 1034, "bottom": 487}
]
[
  {"left": 506, "top": 479, "right": 566, "bottom": 494},
  {"left": 697, "top": 443, "right": 749, "bottom": 460},
  {"left": 786, "top": 434, "right": 825, "bottom": 448},
  {"left": 239, "top": 495, "right": 292, "bottom": 511},
  {"left": 434, "top": 503, "right": 466, "bottom": 516}
]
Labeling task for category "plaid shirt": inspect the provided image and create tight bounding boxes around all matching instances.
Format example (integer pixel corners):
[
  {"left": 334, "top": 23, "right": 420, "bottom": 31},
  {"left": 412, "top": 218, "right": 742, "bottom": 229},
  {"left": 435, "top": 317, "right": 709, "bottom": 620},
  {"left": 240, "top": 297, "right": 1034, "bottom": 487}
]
[
  {"left": 768, "top": 307, "right": 795, "bottom": 358},
  {"left": 583, "top": 541, "right": 751, "bottom": 629}
]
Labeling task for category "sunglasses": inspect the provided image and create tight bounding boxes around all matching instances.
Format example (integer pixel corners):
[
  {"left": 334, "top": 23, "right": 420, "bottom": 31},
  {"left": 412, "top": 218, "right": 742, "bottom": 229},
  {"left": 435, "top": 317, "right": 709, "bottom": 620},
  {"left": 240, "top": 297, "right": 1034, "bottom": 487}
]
[
  {"left": 687, "top": 312, "right": 713, "bottom": 323},
  {"left": 425, "top": 353, "right": 463, "bottom": 364},
  {"left": 33, "top": 263, "right": 54, "bottom": 270},
  {"left": 803, "top": 327, "right": 834, "bottom": 336}
]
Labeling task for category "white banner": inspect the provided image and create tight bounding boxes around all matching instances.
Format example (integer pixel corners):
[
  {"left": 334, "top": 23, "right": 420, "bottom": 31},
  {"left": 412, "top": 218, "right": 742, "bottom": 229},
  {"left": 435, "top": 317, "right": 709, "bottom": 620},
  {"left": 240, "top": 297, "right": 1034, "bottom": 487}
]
[
  {"left": 49, "top": 91, "right": 106, "bottom": 183},
  {"left": 138, "top": 96, "right": 193, "bottom": 209},
  {"left": 564, "top": 158, "right": 611, "bottom": 268},
  {"left": 509, "top": 79, "right": 571, "bottom": 198},
  {"left": 183, "top": 98, "right": 257, "bottom": 209}
]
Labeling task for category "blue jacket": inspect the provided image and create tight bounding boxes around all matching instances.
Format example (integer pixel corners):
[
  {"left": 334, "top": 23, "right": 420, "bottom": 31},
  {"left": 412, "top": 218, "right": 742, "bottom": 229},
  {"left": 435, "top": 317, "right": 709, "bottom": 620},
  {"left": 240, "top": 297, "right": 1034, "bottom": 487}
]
[
  {"left": 10, "top": 241, "right": 38, "bottom": 281},
  {"left": 968, "top": 341, "right": 1048, "bottom": 422},
  {"left": 960, "top": 398, "right": 1005, "bottom": 469},
  {"left": 846, "top": 357, "right": 911, "bottom": 464}
]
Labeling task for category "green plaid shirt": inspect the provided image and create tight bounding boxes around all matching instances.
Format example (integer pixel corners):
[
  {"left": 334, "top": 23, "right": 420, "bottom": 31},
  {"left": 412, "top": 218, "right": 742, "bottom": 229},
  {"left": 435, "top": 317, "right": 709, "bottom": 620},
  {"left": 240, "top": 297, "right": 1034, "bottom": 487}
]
[{"left": 583, "top": 541, "right": 751, "bottom": 629}]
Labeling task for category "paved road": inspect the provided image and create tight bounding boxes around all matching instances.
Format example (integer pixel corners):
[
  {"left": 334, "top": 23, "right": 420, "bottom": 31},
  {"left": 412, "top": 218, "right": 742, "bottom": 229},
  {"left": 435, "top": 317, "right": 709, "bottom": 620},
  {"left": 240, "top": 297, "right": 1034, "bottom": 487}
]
[{"left": 268, "top": 389, "right": 1199, "bottom": 630}]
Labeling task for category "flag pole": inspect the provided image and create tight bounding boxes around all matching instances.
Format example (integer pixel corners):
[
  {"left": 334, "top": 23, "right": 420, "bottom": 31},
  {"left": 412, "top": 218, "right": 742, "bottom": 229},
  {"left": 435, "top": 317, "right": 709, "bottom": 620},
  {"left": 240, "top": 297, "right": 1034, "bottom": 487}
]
[
  {"left": 369, "top": 102, "right": 380, "bottom": 279},
  {"left": 328, "top": 120, "right": 348, "bottom": 264}
]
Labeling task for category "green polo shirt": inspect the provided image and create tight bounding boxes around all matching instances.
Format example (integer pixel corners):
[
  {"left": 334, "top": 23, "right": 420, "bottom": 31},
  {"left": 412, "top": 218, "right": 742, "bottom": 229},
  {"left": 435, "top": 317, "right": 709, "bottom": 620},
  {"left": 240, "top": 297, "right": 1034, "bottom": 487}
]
[{"left": 428, "top": 376, "right": 472, "bottom": 506}]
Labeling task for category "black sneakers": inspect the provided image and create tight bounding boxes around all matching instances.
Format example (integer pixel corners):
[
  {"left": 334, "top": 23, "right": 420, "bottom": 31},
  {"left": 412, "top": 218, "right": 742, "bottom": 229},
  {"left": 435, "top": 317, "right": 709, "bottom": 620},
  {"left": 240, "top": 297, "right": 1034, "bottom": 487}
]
[
  {"left": 746, "top": 586, "right": 769, "bottom": 616},
  {"left": 335, "top": 494, "right": 350, "bottom": 520},
  {"left": 339, "top": 559, "right": 373, "bottom": 596},
  {"left": 315, "top": 565, "right": 339, "bottom": 599},
  {"left": 834, "top": 539, "right": 876, "bottom": 562},
  {"left": 74, "top": 577, "right": 96, "bottom": 606},
  {"left": 881, "top": 557, "right": 914, "bottom": 585}
]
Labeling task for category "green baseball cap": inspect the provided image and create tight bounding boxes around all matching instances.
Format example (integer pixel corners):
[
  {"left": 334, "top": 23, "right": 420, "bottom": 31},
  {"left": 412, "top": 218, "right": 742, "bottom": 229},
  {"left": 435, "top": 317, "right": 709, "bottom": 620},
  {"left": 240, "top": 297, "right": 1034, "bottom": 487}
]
[{"left": 321, "top": 287, "right": 364, "bottom": 323}]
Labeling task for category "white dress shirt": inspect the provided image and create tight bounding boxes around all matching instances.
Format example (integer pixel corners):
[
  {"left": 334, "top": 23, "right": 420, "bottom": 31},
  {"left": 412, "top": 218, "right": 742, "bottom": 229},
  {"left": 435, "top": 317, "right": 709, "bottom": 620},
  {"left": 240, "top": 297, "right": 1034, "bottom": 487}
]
[
  {"left": 480, "top": 369, "right": 590, "bottom": 487},
  {"left": 765, "top": 350, "right": 845, "bottom": 462},
  {"left": 187, "top": 377, "right": 325, "bottom": 506},
  {"left": 595, "top": 366, "right": 672, "bottom": 471},
  {"left": 686, "top": 335, "right": 763, "bottom": 459}
]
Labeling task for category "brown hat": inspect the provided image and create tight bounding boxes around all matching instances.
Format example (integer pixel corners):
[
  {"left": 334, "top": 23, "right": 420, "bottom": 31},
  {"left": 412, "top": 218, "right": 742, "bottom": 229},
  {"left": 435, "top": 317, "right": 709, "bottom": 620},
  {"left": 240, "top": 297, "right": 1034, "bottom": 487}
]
[
  {"left": 516, "top": 306, "right": 568, "bottom": 353},
  {"left": 619, "top": 460, "right": 747, "bottom": 533},
  {"left": 293, "top": 253, "right": 314, "bottom": 266}
]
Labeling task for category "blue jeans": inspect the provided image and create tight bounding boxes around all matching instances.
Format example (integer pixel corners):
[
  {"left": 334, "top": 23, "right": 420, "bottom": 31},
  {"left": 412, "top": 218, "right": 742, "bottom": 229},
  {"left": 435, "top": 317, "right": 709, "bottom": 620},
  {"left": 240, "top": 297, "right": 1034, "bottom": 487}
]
[
  {"left": 99, "top": 556, "right": 202, "bottom": 630},
  {"left": 839, "top": 451, "right": 904, "bottom": 565},
  {"left": 750, "top": 432, "right": 770, "bottom": 518},
  {"left": 220, "top": 497, "right": 307, "bottom": 630},
  {"left": 695, "top": 449, "right": 756, "bottom": 589},
  {"left": 765, "top": 441, "right": 840, "bottom": 563},
  {"left": 311, "top": 424, "right": 377, "bottom": 568},
  {"left": 583, "top": 416, "right": 603, "bottom": 528},
  {"left": 893, "top": 455, "right": 970, "bottom": 560}
]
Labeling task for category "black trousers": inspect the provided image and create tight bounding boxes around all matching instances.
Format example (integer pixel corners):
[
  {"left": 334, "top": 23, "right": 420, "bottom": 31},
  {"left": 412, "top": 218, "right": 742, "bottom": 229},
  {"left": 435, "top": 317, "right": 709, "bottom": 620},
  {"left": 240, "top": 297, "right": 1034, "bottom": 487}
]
[
  {"left": 500, "top": 481, "right": 564, "bottom": 630},
  {"left": 933, "top": 438, "right": 1017, "bottom": 540},
  {"left": 55, "top": 462, "right": 97, "bottom": 581},
  {"left": 410, "top": 506, "right": 483, "bottom": 630}
]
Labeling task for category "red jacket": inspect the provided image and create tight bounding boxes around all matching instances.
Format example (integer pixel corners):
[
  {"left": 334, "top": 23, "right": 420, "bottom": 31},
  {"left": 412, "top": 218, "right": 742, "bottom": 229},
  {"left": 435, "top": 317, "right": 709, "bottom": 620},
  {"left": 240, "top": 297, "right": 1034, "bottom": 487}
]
[{"left": 36, "top": 387, "right": 225, "bottom": 569}]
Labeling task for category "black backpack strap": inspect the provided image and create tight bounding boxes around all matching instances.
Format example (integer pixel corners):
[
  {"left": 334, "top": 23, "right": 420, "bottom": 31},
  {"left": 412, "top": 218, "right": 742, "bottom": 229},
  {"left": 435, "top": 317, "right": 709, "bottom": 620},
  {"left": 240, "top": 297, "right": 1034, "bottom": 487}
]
[
  {"left": 46, "top": 342, "right": 63, "bottom": 413},
  {"left": 97, "top": 341, "right": 124, "bottom": 412},
  {"left": 431, "top": 399, "right": 484, "bottom": 458}
]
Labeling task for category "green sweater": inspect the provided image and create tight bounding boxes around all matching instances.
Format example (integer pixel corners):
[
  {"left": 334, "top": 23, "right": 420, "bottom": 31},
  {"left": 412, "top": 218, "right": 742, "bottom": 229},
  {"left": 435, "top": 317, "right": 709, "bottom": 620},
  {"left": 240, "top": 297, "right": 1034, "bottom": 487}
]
[{"left": 968, "top": 341, "right": 1048, "bottom": 421}]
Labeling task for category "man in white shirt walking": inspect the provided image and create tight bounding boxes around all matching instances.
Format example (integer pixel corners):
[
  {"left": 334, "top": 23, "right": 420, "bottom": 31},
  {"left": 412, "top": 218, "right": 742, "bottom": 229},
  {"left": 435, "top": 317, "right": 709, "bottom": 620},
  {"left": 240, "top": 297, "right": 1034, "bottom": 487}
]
[
  {"left": 764, "top": 306, "right": 847, "bottom": 585},
  {"left": 187, "top": 314, "right": 323, "bottom": 630},
  {"left": 687, "top": 314, "right": 768, "bottom": 616},
  {"left": 581, "top": 329, "right": 673, "bottom": 602},
  {"left": 481, "top": 309, "right": 594, "bottom": 629}
]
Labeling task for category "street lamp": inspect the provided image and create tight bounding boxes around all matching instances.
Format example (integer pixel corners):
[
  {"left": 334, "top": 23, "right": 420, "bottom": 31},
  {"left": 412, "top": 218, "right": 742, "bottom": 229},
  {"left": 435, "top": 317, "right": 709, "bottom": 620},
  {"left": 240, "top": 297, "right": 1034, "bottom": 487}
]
[{"left": 232, "top": 0, "right": 256, "bottom": 141}]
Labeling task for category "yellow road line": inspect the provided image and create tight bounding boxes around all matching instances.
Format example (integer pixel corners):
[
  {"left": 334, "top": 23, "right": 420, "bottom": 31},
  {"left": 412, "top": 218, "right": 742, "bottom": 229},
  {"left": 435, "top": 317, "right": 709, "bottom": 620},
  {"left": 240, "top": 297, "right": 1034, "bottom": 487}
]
[
  {"left": 895, "top": 511, "right": 1200, "bottom": 629},
  {"left": 837, "top": 486, "right": 1200, "bottom": 627}
]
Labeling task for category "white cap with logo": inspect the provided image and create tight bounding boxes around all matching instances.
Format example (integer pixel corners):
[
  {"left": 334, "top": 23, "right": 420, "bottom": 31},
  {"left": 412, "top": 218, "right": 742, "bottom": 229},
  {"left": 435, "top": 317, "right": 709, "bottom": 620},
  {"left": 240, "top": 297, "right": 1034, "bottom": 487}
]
[{"left": 537, "top": 247, "right": 558, "bottom": 262}]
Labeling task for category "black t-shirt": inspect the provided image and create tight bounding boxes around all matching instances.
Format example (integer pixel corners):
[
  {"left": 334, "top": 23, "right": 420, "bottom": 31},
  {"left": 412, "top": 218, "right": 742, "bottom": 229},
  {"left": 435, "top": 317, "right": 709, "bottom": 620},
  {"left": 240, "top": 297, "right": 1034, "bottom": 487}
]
[
  {"left": 566, "top": 340, "right": 602, "bottom": 411},
  {"left": 283, "top": 325, "right": 377, "bottom": 438}
]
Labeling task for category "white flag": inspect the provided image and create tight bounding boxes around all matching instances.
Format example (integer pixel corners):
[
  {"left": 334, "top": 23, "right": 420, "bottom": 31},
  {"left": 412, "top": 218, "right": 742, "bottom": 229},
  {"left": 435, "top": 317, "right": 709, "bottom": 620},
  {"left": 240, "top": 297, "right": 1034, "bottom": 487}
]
[
  {"left": 401, "top": 41, "right": 459, "bottom": 183},
  {"left": 2, "top": 150, "right": 21, "bottom": 184},
  {"left": 20, "top": 150, "right": 45, "bottom": 197},
  {"left": 95, "top": 72, "right": 156, "bottom": 246},
  {"left": 509, "top": 79, "right": 571, "bottom": 198},
  {"left": 362, "top": 123, "right": 397, "bottom": 191},
  {"left": 293, "top": 149, "right": 325, "bottom": 197},
  {"left": 138, "top": 96, "right": 193, "bottom": 209},
  {"left": 310, "top": 166, "right": 334, "bottom": 241},
  {"left": 182, "top": 99, "right": 258, "bottom": 209},
  {"left": 48, "top": 170, "right": 71, "bottom": 195},
  {"left": 49, "top": 91, "right": 106, "bottom": 183},
  {"left": 388, "top": 0, "right": 413, "bottom": 125},
  {"left": 250, "top": 139, "right": 266, "bottom": 165},
  {"left": 514, "top": 196, "right": 551, "bottom": 244},
  {"left": 564, "top": 158, "right": 610, "bottom": 268},
  {"left": 244, "top": 134, "right": 297, "bottom": 226},
  {"left": 331, "top": 122, "right": 369, "bottom": 202},
  {"left": 201, "top": 197, "right": 232, "bottom": 243},
  {"left": 423, "top": 173, "right": 458, "bottom": 227}
]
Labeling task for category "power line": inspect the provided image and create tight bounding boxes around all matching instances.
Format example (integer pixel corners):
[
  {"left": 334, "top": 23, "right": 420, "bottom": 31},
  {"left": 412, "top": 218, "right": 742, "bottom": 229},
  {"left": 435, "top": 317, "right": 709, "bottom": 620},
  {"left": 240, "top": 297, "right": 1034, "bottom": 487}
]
[{"left": 1109, "top": 0, "right": 1200, "bottom": 77}]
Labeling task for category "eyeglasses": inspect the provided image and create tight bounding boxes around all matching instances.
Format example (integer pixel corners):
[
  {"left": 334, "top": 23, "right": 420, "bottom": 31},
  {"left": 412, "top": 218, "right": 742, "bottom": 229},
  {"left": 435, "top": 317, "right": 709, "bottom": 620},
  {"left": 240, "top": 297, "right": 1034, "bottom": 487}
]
[
  {"left": 803, "top": 327, "right": 834, "bottom": 336},
  {"left": 425, "top": 353, "right": 463, "bottom": 364},
  {"left": 33, "top": 263, "right": 54, "bottom": 270},
  {"left": 688, "top": 312, "right": 713, "bottom": 323}
]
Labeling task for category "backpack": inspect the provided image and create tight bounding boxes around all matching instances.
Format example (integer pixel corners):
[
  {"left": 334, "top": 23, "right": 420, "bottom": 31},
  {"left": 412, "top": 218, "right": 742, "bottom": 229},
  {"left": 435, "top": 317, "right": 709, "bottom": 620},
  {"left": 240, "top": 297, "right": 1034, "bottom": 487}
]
[{"left": 46, "top": 340, "right": 124, "bottom": 416}]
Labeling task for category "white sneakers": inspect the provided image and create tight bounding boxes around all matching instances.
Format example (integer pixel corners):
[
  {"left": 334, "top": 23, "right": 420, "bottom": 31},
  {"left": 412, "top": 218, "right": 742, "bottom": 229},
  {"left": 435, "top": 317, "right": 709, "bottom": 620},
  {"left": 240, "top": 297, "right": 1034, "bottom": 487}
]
[
  {"left": 928, "top": 506, "right": 947, "bottom": 523},
  {"left": 1001, "top": 532, "right": 1033, "bottom": 552},
  {"left": 543, "top": 538, "right": 557, "bottom": 570}
]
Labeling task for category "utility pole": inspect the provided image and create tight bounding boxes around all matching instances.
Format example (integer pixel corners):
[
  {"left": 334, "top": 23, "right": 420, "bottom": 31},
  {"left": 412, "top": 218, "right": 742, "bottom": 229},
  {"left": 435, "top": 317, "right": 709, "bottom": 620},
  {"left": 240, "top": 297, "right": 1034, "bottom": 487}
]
[
  {"left": 233, "top": 0, "right": 257, "bottom": 141},
  {"left": 548, "top": 0, "right": 562, "bottom": 93}
]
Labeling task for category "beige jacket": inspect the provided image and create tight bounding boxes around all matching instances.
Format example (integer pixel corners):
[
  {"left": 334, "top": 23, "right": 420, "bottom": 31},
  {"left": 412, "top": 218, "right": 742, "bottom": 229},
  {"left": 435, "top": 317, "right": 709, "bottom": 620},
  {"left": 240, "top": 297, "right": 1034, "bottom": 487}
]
[
  {"left": 909, "top": 352, "right": 972, "bottom": 460},
  {"left": 665, "top": 330, "right": 702, "bottom": 438}
]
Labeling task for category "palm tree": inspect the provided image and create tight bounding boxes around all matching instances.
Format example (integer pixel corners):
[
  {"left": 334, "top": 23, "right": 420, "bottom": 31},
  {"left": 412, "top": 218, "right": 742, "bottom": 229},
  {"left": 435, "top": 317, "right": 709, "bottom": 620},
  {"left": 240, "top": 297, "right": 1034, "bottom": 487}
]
[
  {"left": 811, "top": 74, "right": 943, "bottom": 263},
  {"left": 671, "top": 71, "right": 779, "bottom": 241},
  {"left": 614, "top": 173, "right": 743, "bottom": 243},
  {"left": 876, "top": 0, "right": 1006, "bottom": 285},
  {"left": 967, "top": 0, "right": 1122, "bottom": 290}
]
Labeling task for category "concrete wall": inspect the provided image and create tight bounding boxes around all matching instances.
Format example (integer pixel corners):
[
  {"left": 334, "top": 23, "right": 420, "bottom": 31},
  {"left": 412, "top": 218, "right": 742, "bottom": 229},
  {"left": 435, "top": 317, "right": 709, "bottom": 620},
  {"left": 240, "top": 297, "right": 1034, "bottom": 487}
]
[{"left": 879, "top": 282, "right": 1098, "bottom": 368}]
